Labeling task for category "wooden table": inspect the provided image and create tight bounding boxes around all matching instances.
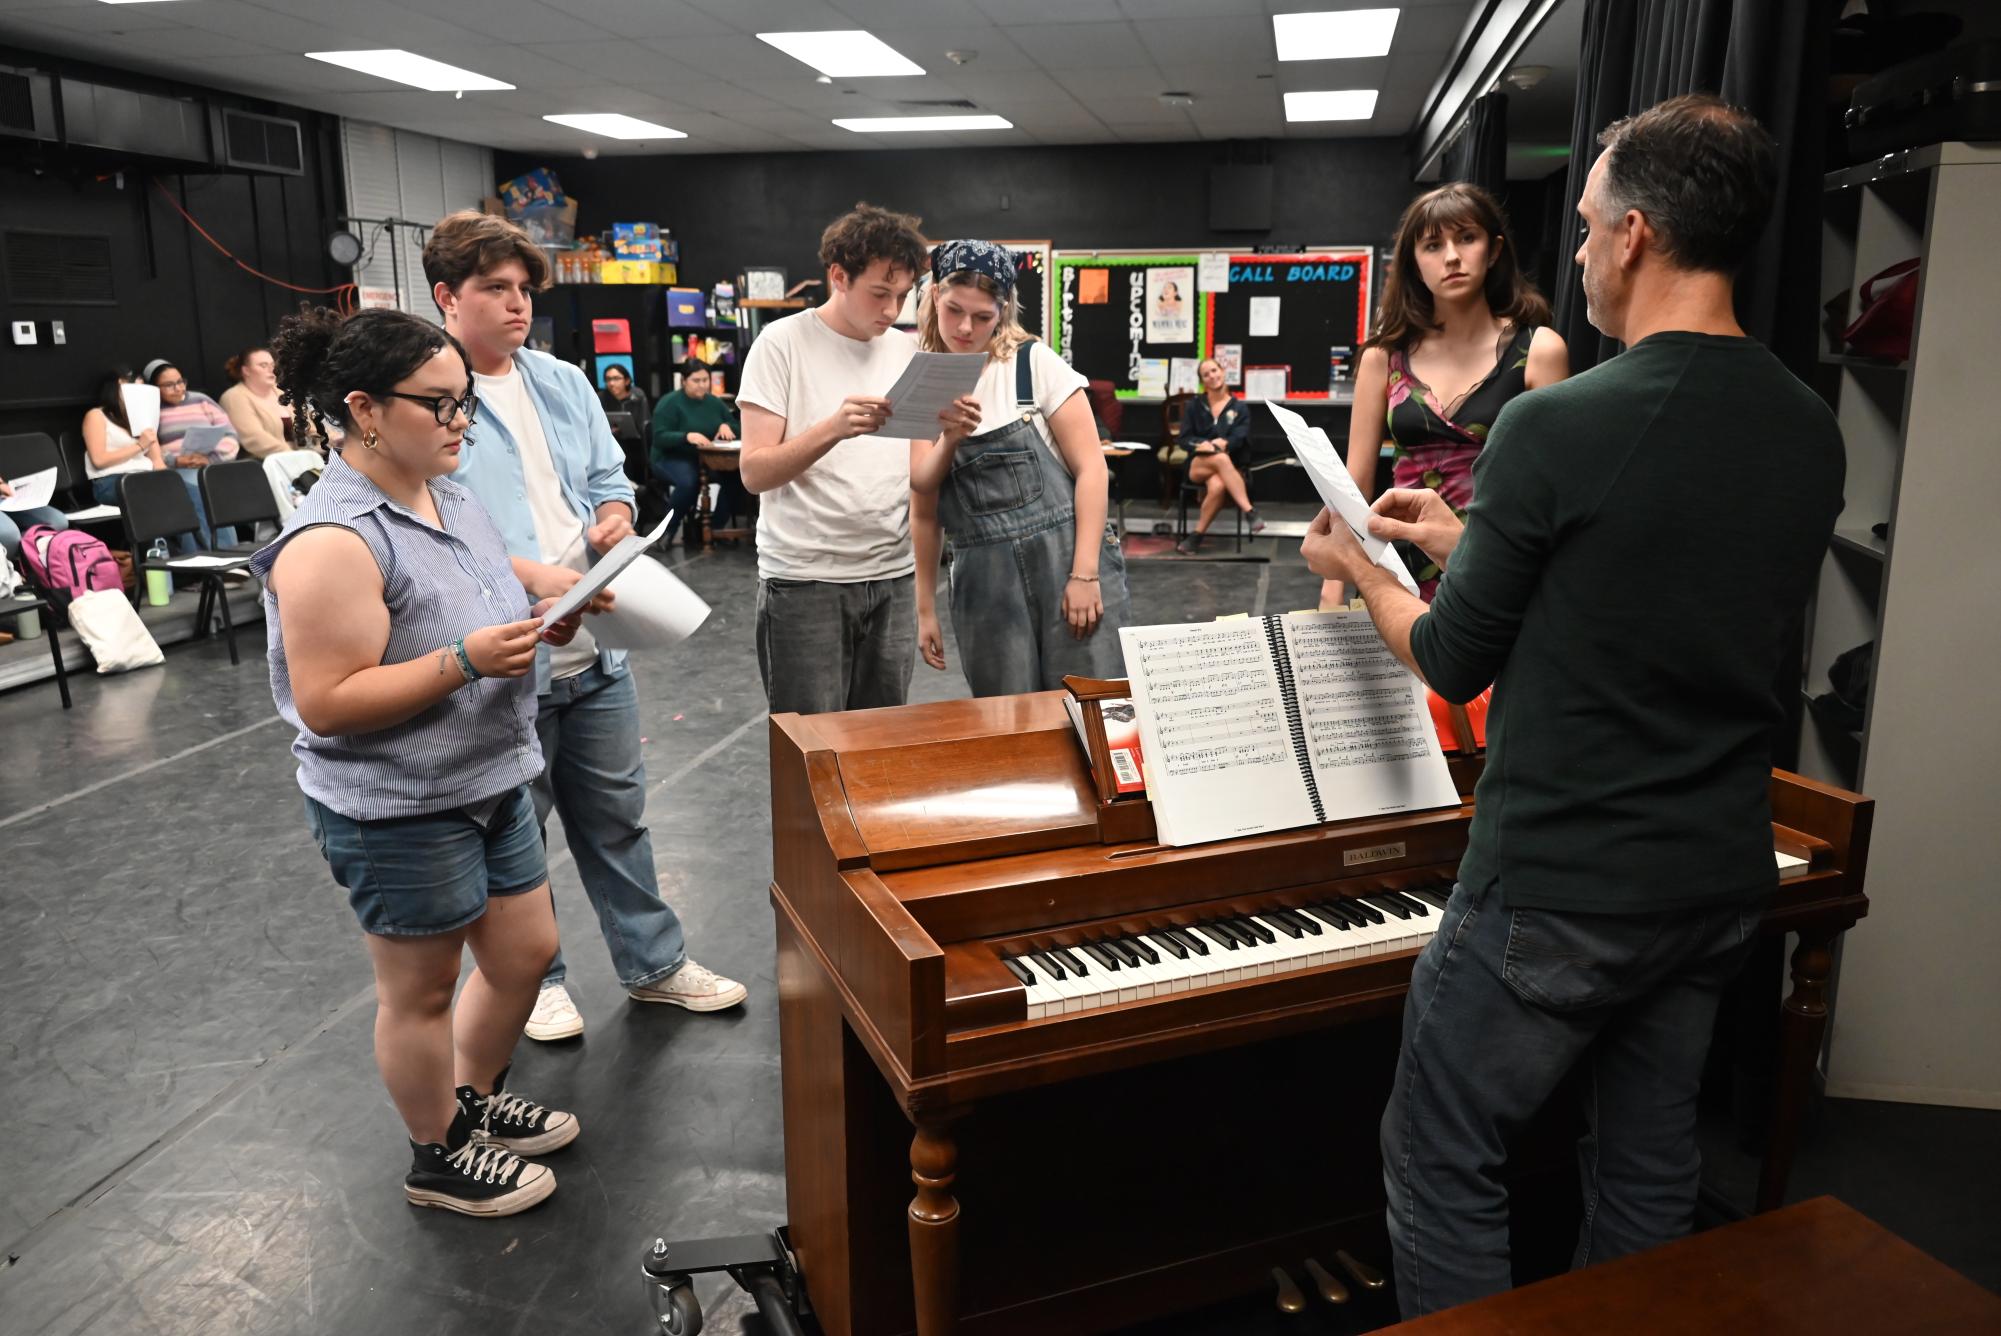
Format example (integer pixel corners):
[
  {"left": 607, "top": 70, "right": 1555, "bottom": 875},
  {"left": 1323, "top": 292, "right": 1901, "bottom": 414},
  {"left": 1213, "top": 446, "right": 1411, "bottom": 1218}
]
[
  {"left": 1380, "top": 1197, "right": 2001, "bottom": 1335},
  {"left": 694, "top": 441, "right": 750, "bottom": 552}
]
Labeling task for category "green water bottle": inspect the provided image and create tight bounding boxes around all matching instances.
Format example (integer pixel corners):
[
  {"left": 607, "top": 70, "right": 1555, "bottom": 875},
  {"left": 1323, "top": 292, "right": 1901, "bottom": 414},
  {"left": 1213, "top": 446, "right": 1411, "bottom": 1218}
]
[{"left": 145, "top": 539, "right": 172, "bottom": 606}]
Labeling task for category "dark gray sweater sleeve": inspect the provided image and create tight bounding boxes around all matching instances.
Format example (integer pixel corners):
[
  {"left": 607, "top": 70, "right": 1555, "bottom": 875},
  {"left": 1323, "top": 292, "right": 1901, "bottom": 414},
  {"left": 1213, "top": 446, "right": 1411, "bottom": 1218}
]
[{"left": 1407, "top": 403, "right": 1560, "bottom": 702}]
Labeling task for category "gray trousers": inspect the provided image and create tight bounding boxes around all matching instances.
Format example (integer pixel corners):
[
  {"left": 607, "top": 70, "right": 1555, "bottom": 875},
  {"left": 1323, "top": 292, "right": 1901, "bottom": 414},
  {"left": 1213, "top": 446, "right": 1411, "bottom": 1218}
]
[{"left": 755, "top": 573, "right": 916, "bottom": 715}]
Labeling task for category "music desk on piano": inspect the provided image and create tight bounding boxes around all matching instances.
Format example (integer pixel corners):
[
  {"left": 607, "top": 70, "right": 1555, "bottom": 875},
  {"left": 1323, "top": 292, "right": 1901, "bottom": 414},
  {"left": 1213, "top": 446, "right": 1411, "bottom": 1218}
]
[{"left": 768, "top": 686, "right": 1872, "bottom": 1336}]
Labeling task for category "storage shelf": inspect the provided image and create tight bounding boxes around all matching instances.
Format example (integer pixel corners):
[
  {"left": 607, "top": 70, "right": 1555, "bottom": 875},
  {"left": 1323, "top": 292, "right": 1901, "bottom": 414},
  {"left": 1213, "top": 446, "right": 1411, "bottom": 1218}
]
[
  {"left": 740, "top": 299, "right": 808, "bottom": 309},
  {"left": 1824, "top": 140, "right": 2001, "bottom": 192},
  {"left": 1819, "top": 351, "right": 1910, "bottom": 371},
  {"left": 1830, "top": 527, "right": 1888, "bottom": 560}
]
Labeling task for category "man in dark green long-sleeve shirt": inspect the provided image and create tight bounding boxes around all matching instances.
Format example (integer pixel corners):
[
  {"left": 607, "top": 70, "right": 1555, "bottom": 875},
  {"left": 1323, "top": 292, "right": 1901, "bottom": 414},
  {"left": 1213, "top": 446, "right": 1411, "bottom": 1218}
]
[{"left": 1305, "top": 95, "right": 1843, "bottom": 1317}]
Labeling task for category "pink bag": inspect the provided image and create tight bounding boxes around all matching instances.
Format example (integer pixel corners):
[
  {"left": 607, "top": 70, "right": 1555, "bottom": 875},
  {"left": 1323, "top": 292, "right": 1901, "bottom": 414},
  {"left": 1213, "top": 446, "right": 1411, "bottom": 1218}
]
[
  {"left": 21, "top": 525, "right": 125, "bottom": 607},
  {"left": 1842, "top": 258, "right": 1919, "bottom": 362}
]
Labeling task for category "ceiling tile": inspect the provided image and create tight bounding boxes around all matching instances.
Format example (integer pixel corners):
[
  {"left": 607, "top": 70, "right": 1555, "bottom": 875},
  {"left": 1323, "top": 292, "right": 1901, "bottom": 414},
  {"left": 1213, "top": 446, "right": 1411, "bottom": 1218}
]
[
  {"left": 516, "top": 39, "right": 708, "bottom": 86},
  {"left": 825, "top": 0, "right": 988, "bottom": 22},
  {"left": 975, "top": 0, "right": 1127, "bottom": 24},
  {"left": 397, "top": 0, "right": 612, "bottom": 44},
  {"left": 1007, "top": 21, "right": 1151, "bottom": 71},
  {"left": 682, "top": 0, "right": 858, "bottom": 34},
  {"left": 1134, "top": 17, "right": 1280, "bottom": 67},
  {"left": 541, "top": 0, "right": 736, "bottom": 40}
]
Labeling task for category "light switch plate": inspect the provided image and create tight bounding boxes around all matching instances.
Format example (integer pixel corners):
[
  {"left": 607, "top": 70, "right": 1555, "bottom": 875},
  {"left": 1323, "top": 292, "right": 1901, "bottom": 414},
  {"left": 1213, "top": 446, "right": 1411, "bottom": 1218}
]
[
  {"left": 51, "top": 320, "right": 66, "bottom": 345},
  {"left": 10, "top": 320, "right": 35, "bottom": 346}
]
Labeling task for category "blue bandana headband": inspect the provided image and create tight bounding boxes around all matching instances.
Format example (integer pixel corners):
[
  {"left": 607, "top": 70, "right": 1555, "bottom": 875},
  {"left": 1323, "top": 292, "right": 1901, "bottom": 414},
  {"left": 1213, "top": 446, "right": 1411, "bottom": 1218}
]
[{"left": 930, "top": 239, "right": 1016, "bottom": 297}]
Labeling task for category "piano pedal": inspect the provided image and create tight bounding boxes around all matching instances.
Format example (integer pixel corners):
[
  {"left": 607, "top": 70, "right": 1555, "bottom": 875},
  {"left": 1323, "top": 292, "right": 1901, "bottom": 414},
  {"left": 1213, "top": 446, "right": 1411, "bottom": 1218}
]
[
  {"left": 1271, "top": 1266, "right": 1308, "bottom": 1314},
  {"left": 1302, "top": 1257, "right": 1350, "bottom": 1304},
  {"left": 1334, "top": 1248, "right": 1387, "bottom": 1292}
]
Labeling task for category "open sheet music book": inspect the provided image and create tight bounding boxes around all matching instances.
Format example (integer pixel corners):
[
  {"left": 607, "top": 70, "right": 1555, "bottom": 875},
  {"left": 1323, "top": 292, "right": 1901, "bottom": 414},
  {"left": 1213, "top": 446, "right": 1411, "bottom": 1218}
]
[{"left": 1119, "top": 611, "right": 1462, "bottom": 847}]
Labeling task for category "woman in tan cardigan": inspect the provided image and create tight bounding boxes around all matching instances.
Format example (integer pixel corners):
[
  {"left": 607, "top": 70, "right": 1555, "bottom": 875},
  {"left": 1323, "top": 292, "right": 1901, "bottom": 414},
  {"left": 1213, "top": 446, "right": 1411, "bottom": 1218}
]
[{"left": 219, "top": 345, "right": 303, "bottom": 459}]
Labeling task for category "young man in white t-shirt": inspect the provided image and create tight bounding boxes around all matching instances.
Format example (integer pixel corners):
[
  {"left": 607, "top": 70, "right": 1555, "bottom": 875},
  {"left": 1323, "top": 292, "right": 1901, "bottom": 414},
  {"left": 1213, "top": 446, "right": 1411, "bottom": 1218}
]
[
  {"left": 424, "top": 212, "right": 746, "bottom": 1046},
  {"left": 736, "top": 203, "right": 966, "bottom": 715}
]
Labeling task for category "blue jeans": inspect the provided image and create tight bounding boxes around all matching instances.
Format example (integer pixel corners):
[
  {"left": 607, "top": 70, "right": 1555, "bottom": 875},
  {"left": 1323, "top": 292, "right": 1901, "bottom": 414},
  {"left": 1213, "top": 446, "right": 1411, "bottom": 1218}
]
[
  {"left": 93, "top": 473, "right": 239, "bottom": 554},
  {"left": 532, "top": 661, "right": 686, "bottom": 990},
  {"left": 649, "top": 454, "right": 698, "bottom": 545},
  {"left": 755, "top": 573, "right": 915, "bottom": 716},
  {"left": 1380, "top": 881, "right": 1762, "bottom": 1318},
  {"left": 0, "top": 505, "right": 66, "bottom": 558}
]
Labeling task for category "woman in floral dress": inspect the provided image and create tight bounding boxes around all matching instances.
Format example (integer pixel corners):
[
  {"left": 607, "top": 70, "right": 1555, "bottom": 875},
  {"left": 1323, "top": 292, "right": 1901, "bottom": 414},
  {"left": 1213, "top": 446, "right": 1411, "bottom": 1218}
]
[{"left": 1326, "top": 183, "right": 1569, "bottom": 605}]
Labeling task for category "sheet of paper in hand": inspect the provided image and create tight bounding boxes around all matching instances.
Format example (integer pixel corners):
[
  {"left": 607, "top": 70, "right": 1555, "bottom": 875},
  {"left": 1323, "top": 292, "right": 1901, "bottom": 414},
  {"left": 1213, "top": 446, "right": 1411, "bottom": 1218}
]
[
  {"left": 878, "top": 351, "right": 988, "bottom": 436},
  {"left": 537, "top": 511, "right": 674, "bottom": 628},
  {"left": 1264, "top": 401, "right": 1419, "bottom": 596}
]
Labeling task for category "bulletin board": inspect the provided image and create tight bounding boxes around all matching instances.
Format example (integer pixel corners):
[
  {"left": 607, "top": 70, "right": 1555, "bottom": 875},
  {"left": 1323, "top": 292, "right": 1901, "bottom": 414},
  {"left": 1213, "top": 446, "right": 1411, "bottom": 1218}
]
[
  {"left": 908, "top": 240, "right": 1053, "bottom": 341},
  {"left": 1201, "top": 250, "right": 1374, "bottom": 399},
  {"left": 1050, "top": 252, "right": 1209, "bottom": 399}
]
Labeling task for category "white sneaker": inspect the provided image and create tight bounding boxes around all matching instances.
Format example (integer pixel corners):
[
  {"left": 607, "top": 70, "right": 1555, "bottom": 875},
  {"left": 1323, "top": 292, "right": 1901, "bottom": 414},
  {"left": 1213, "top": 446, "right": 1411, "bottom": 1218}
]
[
  {"left": 628, "top": 959, "right": 748, "bottom": 1013},
  {"left": 524, "top": 984, "right": 584, "bottom": 1042}
]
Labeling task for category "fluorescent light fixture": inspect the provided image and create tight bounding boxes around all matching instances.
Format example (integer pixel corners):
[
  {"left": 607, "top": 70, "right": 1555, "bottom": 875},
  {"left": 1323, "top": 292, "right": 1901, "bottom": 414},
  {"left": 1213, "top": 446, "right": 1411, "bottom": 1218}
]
[
  {"left": 544, "top": 114, "right": 686, "bottom": 140},
  {"left": 1283, "top": 89, "right": 1379, "bottom": 122},
  {"left": 833, "top": 114, "right": 1013, "bottom": 133},
  {"left": 758, "top": 30, "right": 924, "bottom": 77},
  {"left": 1273, "top": 9, "right": 1400, "bottom": 61},
  {"left": 304, "top": 50, "right": 514, "bottom": 92}
]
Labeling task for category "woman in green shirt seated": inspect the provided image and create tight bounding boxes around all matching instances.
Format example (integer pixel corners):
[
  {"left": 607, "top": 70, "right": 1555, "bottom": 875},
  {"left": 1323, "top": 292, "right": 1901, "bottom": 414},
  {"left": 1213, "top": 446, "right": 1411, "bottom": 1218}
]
[{"left": 649, "top": 359, "right": 743, "bottom": 543}]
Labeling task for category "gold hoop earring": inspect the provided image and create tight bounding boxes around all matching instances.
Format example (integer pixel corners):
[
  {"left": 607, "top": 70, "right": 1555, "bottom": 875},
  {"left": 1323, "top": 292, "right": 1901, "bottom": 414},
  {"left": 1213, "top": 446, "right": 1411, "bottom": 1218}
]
[{"left": 362, "top": 429, "right": 379, "bottom": 450}]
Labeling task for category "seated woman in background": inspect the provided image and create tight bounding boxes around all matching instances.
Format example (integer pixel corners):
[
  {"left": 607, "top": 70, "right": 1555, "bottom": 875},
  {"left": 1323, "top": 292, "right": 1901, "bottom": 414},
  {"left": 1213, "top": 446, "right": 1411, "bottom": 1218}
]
[
  {"left": 143, "top": 358, "right": 240, "bottom": 548},
  {"left": 597, "top": 364, "right": 650, "bottom": 452},
  {"left": 1175, "top": 357, "right": 1263, "bottom": 554},
  {"left": 0, "top": 473, "right": 68, "bottom": 562},
  {"left": 649, "top": 359, "right": 744, "bottom": 543},
  {"left": 220, "top": 345, "right": 306, "bottom": 459}
]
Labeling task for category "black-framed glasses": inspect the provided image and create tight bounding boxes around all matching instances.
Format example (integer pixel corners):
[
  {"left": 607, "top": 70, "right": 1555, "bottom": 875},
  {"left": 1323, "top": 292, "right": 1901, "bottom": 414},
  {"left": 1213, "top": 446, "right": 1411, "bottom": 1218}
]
[{"left": 383, "top": 389, "right": 479, "bottom": 427}]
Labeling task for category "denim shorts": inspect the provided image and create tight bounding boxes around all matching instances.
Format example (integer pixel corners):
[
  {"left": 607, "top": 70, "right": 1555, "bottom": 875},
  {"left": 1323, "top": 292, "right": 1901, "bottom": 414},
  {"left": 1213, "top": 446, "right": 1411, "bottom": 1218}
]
[{"left": 304, "top": 785, "right": 548, "bottom": 937}]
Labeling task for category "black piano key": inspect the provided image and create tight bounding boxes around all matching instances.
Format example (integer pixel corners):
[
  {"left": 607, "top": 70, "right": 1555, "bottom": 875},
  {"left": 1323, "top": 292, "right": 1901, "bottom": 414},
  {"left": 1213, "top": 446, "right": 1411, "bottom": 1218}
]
[
  {"left": 1261, "top": 911, "right": 1304, "bottom": 939},
  {"left": 1103, "top": 938, "right": 1142, "bottom": 967},
  {"left": 1272, "top": 908, "right": 1321, "bottom": 936},
  {"left": 1214, "top": 919, "right": 1258, "bottom": 948},
  {"left": 1028, "top": 951, "right": 1065, "bottom": 980},
  {"left": 1168, "top": 926, "right": 1210, "bottom": 956},
  {"left": 1317, "top": 901, "right": 1367, "bottom": 929},
  {"left": 1236, "top": 915, "right": 1277, "bottom": 944},
  {"left": 1368, "top": 894, "right": 1412, "bottom": 920},
  {"left": 1195, "top": 923, "right": 1239, "bottom": 951},
  {"left": 1413, "top": 886, "right": 1452, "bottom": 911},
  {"left": 1148, "top": 930, "right": 1188, "bottom": 959},
  {"left": 1348, "top": 898, "right": 1386, "bottom": 925},
  {"left": 1001, "top": 956, "right": 1035, "bottom": 986},
  {"left": 1127, "top": 935, "right": 1160, "bottom": 964},
  {"left": 1051, "top": 946, "right": 1089, "bottom": 975},
  {"left": 1082, "top": 942, "right": 1122, "bottom": 970},
  {"left": 1390, "top": 891, "right": 1430, "bottom": 916},
  {"left": 1301, "top": 905, "right": 1351, "bottom": 931}
]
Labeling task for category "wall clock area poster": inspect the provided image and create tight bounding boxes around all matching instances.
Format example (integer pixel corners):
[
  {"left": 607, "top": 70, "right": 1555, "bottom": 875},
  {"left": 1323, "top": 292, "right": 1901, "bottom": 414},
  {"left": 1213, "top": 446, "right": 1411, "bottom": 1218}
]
[{"left": 1146, "top": 266, "right": 1194, "bottom": 345}]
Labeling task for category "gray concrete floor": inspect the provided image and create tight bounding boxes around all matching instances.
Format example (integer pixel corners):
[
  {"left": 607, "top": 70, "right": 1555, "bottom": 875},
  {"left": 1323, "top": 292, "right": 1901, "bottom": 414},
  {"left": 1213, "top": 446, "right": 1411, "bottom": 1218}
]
[{"left": 0, "top": 522, "right": 1991, "bottom": 1335}]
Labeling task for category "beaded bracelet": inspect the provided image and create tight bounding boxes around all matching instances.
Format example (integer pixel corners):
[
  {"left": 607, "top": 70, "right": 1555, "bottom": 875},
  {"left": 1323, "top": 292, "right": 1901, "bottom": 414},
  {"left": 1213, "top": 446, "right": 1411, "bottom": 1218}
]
[{"left": 450, "top": 638, "right": 481, "bottom": 682}]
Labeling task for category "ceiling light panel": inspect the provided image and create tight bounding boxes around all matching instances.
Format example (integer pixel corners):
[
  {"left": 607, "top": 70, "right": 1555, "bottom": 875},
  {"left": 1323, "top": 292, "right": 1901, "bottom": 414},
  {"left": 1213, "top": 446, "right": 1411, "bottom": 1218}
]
[
  {"left": 1272, "top": 9, "right": 1400, "bottom": 61},
  {"left": 757, "top": 31, "right": 925, "bottom": 77},
  {"left": 543, "top": 114, "right": 687, "bottom": 140},
  {"left": 1283, "top": 89, "right": 1379, "bottom": 121},
  {"left": 833, "top": 114, "right": 1013, "bottom": 133},
  {"left": 304, "top": 50, "right": 514, "bottom": 92}
]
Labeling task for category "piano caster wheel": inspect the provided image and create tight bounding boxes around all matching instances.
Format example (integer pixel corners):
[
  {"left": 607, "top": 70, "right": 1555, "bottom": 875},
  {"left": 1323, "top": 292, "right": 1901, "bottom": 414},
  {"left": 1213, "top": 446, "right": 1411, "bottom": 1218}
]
[
  {"left": 649, "top": 1278, "right": 703, "bottom": 1336},
  {"left": 1272, "top": 1267, "right": 1308, "bottom": 1314}
]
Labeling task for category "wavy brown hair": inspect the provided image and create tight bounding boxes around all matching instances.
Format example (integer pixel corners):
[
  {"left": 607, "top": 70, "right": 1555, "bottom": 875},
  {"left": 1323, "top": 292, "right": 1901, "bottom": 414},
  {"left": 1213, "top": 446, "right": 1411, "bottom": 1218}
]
[{"left": 1367, "top": 183, "right": 1550, "bottom": 353}]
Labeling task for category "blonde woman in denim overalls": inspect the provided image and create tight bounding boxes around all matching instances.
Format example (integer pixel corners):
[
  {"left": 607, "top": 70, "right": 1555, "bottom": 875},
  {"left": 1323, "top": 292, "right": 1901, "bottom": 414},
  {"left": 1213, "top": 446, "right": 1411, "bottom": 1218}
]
[{"left": 910, "top": 240, "right": 1133, "bottom": 696}]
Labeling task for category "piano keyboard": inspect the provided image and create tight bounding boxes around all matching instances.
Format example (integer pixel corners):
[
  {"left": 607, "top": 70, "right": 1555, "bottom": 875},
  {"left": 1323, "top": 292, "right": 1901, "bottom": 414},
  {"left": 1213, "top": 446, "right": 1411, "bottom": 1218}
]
[{"left": 1001, "top": 884, "right": 1454, "bottom": 1020}]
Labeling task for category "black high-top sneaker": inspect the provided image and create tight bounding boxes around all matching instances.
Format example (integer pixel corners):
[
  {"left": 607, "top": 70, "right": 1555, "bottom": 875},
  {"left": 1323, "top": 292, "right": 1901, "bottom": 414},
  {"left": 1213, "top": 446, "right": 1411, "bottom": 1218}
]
[
  {"left": 457, "top": 1065, "right": 580, "bottom": 1156},
  {"left": 406, "top": 1106, "right": 556, "bottom": 1217}
]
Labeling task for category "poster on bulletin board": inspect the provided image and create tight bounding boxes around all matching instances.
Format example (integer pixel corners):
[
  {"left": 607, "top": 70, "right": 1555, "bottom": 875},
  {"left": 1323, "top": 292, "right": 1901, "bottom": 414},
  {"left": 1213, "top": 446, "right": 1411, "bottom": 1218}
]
[
  {"left": 1051, "top": 252, "right": 1208, "bottom": 398},
  {"left": 594, "top": 354, "right": 634, "bottom": 388},
  {"left": 1201, "top": 250, "right": 1373, "bottom": 399}
]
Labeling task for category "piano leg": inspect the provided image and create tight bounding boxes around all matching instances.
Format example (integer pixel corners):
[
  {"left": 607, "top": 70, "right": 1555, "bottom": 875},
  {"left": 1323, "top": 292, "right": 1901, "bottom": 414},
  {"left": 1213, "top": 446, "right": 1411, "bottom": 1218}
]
[
  {"left": 1758, "top": 928, "right": 1835, "bottom": 1212},
  {"left": 908, "top": 1118, "right": 962, "bottom": 1335}
]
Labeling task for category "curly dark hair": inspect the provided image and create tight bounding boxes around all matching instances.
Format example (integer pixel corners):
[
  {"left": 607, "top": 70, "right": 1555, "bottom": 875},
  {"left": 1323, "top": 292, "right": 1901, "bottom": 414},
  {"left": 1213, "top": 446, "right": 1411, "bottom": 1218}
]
[
  {"left": 270, "top": 304, "right": 469, "bottom": 444},
  {"left": 817, "top": 202, "right": 927, "bottom": 282}
]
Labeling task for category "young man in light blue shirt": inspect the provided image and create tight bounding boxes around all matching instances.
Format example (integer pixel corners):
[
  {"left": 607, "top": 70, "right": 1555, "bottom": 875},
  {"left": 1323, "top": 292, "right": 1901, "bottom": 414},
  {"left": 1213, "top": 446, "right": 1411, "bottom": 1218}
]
[{"left": 426, "top": 211, "right": 746, "bottom": 1039}]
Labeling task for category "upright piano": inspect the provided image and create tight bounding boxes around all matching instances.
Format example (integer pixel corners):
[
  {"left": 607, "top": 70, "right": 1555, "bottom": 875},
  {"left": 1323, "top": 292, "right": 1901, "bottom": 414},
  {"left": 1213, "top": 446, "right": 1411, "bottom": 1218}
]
[{"left": 768, "top": 686, "right": 1872, "bottom": 1336}]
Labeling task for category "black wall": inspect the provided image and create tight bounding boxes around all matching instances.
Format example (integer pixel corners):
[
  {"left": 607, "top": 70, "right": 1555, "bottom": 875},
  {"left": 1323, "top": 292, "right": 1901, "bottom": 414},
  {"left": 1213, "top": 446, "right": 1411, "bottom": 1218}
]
[
  {"left": 0, "top": 48, "right": 344, "bottom": 454},
  {"left": 498, "top": 137, "right": 1417, "bottom": 314}
]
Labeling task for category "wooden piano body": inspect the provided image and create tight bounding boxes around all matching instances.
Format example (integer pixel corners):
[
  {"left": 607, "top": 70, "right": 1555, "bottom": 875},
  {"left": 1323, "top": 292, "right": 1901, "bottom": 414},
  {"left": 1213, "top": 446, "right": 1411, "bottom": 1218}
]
[{"left": 768, "top": 687, "right": 1872, "bottom": 1336}]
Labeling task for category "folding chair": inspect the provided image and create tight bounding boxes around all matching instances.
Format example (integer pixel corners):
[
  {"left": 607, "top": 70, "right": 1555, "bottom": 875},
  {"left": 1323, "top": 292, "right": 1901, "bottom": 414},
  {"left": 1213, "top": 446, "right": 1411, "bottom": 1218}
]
[
  {"left": 119, "top": 470, "right": 250, "bottom": 665},
  {"left": 0, "top": 431, "right": 63, "bottom": 495},
  {"left": 0, "top": 583, "right": 72, "bottom": 709},
  {"left": 198, "top": 459, "right": 283, "bottom": 553}
]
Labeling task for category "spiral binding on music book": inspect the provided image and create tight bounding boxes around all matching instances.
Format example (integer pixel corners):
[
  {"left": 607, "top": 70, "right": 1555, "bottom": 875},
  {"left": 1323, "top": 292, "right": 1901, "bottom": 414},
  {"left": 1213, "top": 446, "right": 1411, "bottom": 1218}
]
[{"left": 1264, "top": 615, "right": 1325, "bottom": 823}]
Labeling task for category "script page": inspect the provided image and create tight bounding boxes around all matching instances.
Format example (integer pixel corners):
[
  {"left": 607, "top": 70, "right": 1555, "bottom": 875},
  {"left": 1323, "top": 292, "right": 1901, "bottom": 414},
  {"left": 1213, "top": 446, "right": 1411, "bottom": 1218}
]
[
  {"left": 1119, "top": 620, "right": 1319, "bottom": 845},
  {"left": 1280, "top": 611, "right": 1461, "bottom": 821}
]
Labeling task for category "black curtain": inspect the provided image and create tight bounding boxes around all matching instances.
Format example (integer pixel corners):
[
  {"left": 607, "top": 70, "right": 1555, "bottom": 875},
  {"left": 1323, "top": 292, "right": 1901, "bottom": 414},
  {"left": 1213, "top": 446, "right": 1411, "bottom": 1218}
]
[
  {"left": 1551, "top": 0, "right": 1836, "bottom": 373},
  {"left": 1444, "top": 91, "right": 1510, "bottom": 197}
]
